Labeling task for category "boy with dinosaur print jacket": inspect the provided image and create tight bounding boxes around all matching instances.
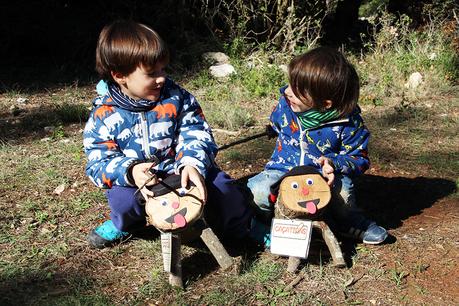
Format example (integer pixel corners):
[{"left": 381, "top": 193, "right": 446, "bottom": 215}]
[
  {"left": 248, "top": 47, "right": 388, "bottom": 246},
  {"left": 83, "top": 20, "right": 252, "bottom": 248}
]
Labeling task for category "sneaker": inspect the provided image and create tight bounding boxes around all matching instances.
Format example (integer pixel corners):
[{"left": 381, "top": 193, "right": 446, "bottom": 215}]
[
  {"left": 87, "top": 220, "right": 130, "bottom": 249},
  {"left": 362, "top": 223, "right": 388, "bottom": 245},
  {"left": 342, "top": 222, "right": 388, "bottom": 245},
  {"left": 249, "top": 218, "right": 271, "bottom": 248}
]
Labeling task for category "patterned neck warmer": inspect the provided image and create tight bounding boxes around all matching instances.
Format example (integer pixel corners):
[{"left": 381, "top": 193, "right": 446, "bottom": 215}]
[
  {"left": 108, "top": 83, "right": 159, "bottom": 112},
  {"left": 296, "top": 108, "right": 340, "bottom": 129}
]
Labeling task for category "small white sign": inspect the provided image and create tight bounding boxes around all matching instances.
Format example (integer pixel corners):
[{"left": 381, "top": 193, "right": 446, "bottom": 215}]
[{"left": 270, "top": 218, "right": 312, "bottom": 259}]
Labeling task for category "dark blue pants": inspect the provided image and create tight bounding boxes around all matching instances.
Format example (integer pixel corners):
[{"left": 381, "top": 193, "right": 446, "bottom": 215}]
[{"left": 105, "top": 167, "right": 253, "bottom": 239}]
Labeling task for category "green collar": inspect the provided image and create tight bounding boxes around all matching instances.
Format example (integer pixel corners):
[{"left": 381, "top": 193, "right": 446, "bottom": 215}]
[{"left": 296, "top": 109, "right": 340, "bottom": 129}]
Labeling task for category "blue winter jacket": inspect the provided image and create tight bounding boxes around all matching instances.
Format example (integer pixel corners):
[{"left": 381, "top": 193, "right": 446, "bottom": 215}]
[
  {"left": 83, "top": 78, "right": 217, "bottom": 189},
  {"left": 266, "top": 86, "right": 370, "bottom": 176}
]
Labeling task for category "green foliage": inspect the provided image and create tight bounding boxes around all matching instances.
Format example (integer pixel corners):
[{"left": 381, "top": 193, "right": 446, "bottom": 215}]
[
  {"left": 246, "top": 259, "right": 283, "bottom": 283},
  {"left": 56, "top": 103, "right": 90, "bottom": 124},
  {"left": 235, "top": 61, "right": 286, "bottom": 99},
  {"left": 51, "top": 125, "right": 65, "bottom": 140},
  {"left": 196, "top": 0, "right": 325, "bottom": 53},
  {"left": 359, "top": 0, "right": 389, "bottom": 17},
  {"left": 188, "top": 57, "right": 286, "bottom": 129},
  {"left": 355, "top": 12, "right": 459, "bottom": 106}
]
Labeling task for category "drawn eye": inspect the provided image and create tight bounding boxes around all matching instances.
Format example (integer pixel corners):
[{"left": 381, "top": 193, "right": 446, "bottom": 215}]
[
  {"left": 178, "top": 188, "right": 187, "bottom": 196},
  {"left": 306, "top": 178, "right": 314, "bottom": 185},
  {"left": 291, "top": 181, "right": 299, "bottom": 189},
  {"left": 161, "top": 200, "right": 168, "bottom": 206}
]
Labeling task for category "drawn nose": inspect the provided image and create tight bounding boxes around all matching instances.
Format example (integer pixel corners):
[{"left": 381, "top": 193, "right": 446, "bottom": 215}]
[
  {"left": 172, "top": 201, "right": 179, "bottom": 209},
  {"left": 302, "top": 187, "right": 309, "bottom": 196}
]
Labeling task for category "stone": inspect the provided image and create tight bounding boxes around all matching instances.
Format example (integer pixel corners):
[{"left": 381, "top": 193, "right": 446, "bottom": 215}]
[
  {"left": 209, "top": 64, "right": 236, "bottom": 78},
  {"left": 405, "top": 72, "right": 423, "bottom": 89},
  {"left": 202, "top": 52, "right": 230, "bottom": 65}
]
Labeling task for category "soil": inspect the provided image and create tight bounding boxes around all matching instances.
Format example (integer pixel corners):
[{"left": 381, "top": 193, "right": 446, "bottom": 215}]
[{"left": 0, "top": 88, "right": 457, "bottom": 305}]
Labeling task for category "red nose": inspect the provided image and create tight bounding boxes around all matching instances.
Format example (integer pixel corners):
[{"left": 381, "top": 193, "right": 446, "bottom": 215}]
[
  {"left": 302, "top": 187, "right": 309, "bottom": 196},
  {"left": 172, "top": 202, "right": 180, "bottom": 209}
]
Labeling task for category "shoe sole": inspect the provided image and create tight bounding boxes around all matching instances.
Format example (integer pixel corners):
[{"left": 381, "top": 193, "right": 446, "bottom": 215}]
[
  {"left": 363, "top": 232, "right": 388, "bottom": 245},
  {"left": 87, "top": 229, "right": 112, "bottom": 249}
]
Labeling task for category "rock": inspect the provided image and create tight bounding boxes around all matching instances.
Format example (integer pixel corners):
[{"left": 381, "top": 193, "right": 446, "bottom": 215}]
[
  {"left": 209, "top": 64, "right": 236, "bottom": 78},
  {"left": 202, "top": 52, "right": 230, "bottom": 65},
  {"left": 53, "top": 184, "right": 66, "bottom": 195},
  {"left": 44, "top": 126, "right": 55, "bottom": 134},
  {"left": 404, "top": 72, "right": 423, "bottom": 89},
  {"left": 16, "top": 97, "right": 29, "bottom": 104}
]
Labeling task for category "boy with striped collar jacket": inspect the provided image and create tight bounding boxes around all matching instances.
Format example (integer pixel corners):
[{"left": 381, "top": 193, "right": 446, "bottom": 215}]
[
  {"left": 248, "top": 47, "right": 388, "bottom": 247},
  {"left": 83, "top": 20, "right": 252, "bottom": 248}
]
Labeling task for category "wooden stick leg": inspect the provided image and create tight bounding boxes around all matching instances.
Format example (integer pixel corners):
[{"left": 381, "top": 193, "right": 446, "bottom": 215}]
[
  {"left": 313, "top": 221, "right": 346, "bottom": 268},
  {"left": 169, "top": 234, "right": 183, "bottom": 287},
  {"left": 200, "top": 227, "right": 233, "bottom": 270},
  {"left": 287, "top": 256, "right": 301, "bottom": 273}
]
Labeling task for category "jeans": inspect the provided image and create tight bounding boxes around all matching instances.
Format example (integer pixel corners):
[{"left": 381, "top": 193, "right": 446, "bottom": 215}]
[
  {"left": 105, "top": 167, "right": 253, "bottom": 239},
  {"left": 247, "top": 169, "right": 369, "bottom": 230}
]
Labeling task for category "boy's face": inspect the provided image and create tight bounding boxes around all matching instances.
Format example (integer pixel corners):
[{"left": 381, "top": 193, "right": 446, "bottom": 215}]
[
  {"left": 284, "top": 85, "right": 314, "bottom": 112},
  {"left": 112, "top": 62, "right": 167, "bottom": 101}
]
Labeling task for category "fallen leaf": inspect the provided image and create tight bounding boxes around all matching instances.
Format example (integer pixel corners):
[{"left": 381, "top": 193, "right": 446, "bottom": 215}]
[{"left": 53, "top": 184, "right": 66, "bottom": 195}]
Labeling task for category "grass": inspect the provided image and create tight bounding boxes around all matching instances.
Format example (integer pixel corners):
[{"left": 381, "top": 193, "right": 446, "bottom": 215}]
[
  {"left": 1, "top": 11, "right": 458, "bottom": 306},
  {"left": 354, "top": 13, "right": 459, "bottom": 107}
]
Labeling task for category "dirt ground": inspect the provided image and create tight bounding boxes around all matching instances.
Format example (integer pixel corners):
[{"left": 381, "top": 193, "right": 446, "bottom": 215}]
[
  {"left": 222, "top": 151, "right": 459, "bottom": 305},
  {"left": 0, "top": 87, "right": 458, "bottom": 305}
]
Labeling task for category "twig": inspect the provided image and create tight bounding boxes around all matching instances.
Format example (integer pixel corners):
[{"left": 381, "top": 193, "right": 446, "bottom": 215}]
[
  {"left": 284, "top": 272, "right": 305, "bottom": 292},
  {"left": 344, "top": 273, "right": 365, "bottom": 288}
]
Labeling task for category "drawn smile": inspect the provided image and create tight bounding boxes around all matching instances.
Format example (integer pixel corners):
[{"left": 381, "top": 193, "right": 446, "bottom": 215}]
[
  {"left": 297, "top": 198, "right": 320, "bottom": 214},
  {"left": 165, "top": 208, "right": 187, "bottom": 228}
]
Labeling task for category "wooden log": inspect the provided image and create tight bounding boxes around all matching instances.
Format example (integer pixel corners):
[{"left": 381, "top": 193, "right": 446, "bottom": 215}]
[
  {"left": 168, "top": 234, "right": 183, "bottom": 287},
  {"left": 287, "top": 256, "right": 301, "bottom": 273},
  {"left": 200, "top": 227, "right": 233, "bottom": 270},
  {"left": 312, "top": 221, "right": 346, "bottom": 268}
]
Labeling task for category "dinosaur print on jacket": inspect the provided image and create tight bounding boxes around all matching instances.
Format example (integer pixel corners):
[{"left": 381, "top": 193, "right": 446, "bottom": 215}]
[
  {"left": 83, "top": 78, "right": 217, "bottom": 189},
  {"left": 265, "top": 85, "right": 370, "bottom": 176}
]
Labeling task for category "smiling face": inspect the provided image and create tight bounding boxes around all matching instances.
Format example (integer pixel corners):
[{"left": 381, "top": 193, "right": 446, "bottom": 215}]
[
  {"left": 145, "top": 186, "right": 203, "bottom": 232},
  {"left": 278, "top": 173, "right": 331, "bottom": 216},
  {"left": 112, "top": 62, "right": 167, "bottom": 102},
  {"left": 284, "top": 85, "right": 314, "bottom": 113}
]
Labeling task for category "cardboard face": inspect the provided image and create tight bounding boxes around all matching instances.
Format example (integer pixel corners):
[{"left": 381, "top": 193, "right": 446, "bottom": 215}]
[
  {"left": 145, "top": 186, "right": 203, "bottom": 232},
  {"left": 278, "top": 173, "right": 331, "bottom": 215}
]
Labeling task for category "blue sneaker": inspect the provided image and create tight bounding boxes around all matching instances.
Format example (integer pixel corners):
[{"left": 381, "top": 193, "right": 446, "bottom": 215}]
[
  {"left": 87, "top": 220, "right": 130, "bottom": 249},
  {"left": 249, "top": 218, "right": 271, "bottom": 248},
  {"left": 362, "top": 223, "right": 388, "bottom": 245},
  {"left": 343, "top": 222, "right": 388, "bottom": 245}
]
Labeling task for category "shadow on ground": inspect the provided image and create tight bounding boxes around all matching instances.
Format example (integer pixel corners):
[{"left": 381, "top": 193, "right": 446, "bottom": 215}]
[
  {"left": 356, "top": 174, "right": 457, "bottom": 229},
  {"left": 0, "top": 104, "right": 90, "bottom": 143},
  {"left": 236, "top": 172, "right": 457, "bottom": 267},
  {"left": 0, "top": 268, "right": 110, "bottom": 306}
]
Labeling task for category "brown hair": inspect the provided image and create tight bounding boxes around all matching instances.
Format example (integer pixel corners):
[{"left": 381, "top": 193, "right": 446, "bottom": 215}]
[
  {"left": 95, "top": 20, "right": 169, "bottom": 82},
  {"left": 288, "top": 47, "right": 359, "bottom": 116}
]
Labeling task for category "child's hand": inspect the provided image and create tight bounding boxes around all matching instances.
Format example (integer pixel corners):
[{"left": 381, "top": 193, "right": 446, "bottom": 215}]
[
  {"left": 132, "top": 162, "right": 157, "bottom": 197},
  {"left": 318, "top": 156, "right": 335, "bottom": 186},
  {"left": 181, "top": 165, "right": 207, "bottom": 203}
]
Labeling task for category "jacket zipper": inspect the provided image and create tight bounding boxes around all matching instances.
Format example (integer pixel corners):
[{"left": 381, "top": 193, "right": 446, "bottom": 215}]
[
  {"left": 140, "top": 112, "right": 152, "bottom": 159},
  {"left": 298, "top": 117, "right": 305, "bottom": 166},
  {"left": 297, "top": 117, "right": 350, "bottom": 166}
]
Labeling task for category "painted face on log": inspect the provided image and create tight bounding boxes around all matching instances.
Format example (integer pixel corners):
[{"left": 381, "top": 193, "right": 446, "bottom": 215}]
[
  {"left": 144, "top": 176, "right": 203, "bottom": 232},
  {"left": 278, "top": 173, "right": 331, "bottom": 215}
]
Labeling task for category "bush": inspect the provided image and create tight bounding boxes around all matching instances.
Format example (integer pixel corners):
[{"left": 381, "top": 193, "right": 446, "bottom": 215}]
[{"left": 354, "top": 12, "right": 459, "bottom": 105}]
